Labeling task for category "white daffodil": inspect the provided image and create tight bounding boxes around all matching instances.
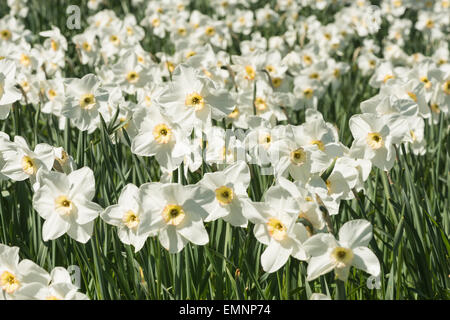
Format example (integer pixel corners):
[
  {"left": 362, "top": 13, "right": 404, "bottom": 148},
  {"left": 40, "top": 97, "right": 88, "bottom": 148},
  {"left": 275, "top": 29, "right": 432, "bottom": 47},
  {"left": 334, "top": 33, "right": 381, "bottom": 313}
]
[
  {"left": 31, "top": 267, "right": 89, "bottom": 300},
  {"left": 41, "top": 78, "right": 65, "bottom": 117},
  {"left": 158, "top": 64, "right": 235, "bottom": 134},
  {"left": 368, "top": 61, "right": 398, "bottom": 88},
  {"left": 62, "top": 74, "right": 109, "bottom": 133},
  {"left": 0, "top": 135, "right": 54, "bottom": 182},
  {"left": 271, "top": 124, "right": 331, "bottom": 182},
  {"left": 0, "top": 244, "right": 50, "bottom": 300},
  {"left": 349, "top": 113, "right": 405, "bottom": 171},
  {"left": 0, "top": 58, "right": 22, "bottom": 119},
  {"left": 198, "top": 161, "right": 252, "bottom": 227},
  {"left": 277, "top": 177, "right": 326, "bottom": 233},
  {"left": 131, "top": 105, "right": 191, "bottom": 171},
  {"left": 73, "top": 31, "right": 98, "bottom": 65},
  {"left": 111, "top": 51, "right": 153, "bottom": 94},
  {"left": 138, "top": 183, "right": 213, "bottom": 253},
  {"left": 101, "top": 183, "right": 155, "bottom": 252},
  {"left": 32, "top": 168, "right": 103, "bottom": 243},
  {"left": 39, "top": 26, "right": 68, "bottom": 53},
  {"left": 303, "top": 219, "right": 380, "bottom": 282},
  {"left": 244, "top": 185, "right": 309, "bottom": 273}
]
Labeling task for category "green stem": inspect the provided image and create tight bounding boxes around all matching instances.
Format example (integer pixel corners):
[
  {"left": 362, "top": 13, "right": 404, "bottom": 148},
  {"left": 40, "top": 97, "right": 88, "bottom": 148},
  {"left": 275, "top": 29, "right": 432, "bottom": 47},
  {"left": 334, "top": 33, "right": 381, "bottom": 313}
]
[{"left": 336, "top": 279, "right": 346, "bottom": 300}]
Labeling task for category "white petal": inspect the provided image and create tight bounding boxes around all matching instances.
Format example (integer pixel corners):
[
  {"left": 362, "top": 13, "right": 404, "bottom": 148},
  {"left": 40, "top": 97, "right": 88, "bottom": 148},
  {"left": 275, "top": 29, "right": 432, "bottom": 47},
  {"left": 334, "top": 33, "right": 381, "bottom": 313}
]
[
  {"left": 261, "top": 240, "right": 292, "bottom": 273},
  {"left": 66, "top": 221, "right": 94, "bottom": 243},
  {"left": 303, "top": 233, "right": 338, "bottom": 256},
  {"left": 159, "top": 226, "right": 187, "bottom": 253},
  {"left": 306, "top": 253, "right": 335, "bottom": 281},
  {"left": 73, "top": 198, "right": 102, "bottom": 225},
  {"left": 338, "top": 219, "right": 373, "bottom": 248},
  {"left": 68, "top": 167, "right": 96, "bottom": 200},
  {"left": 42, "top": 214, "right": 70, "bottom": 241},
  {"left": 352, "top": 246, "right": 381, "bottom": 277}
]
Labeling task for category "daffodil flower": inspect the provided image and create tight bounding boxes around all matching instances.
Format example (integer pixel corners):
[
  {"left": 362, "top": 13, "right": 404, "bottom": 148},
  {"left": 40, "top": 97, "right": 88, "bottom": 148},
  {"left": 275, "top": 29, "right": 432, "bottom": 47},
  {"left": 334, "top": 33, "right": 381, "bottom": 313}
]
[
  {"left": 62, "top": 73, "right": 109, "bottom": 133},
  {"left": 198, "top": 161, "right": 252, "bottom": 227},
  {"left": 131, "top": 105, "right": 191, "bottom": 171},
  {"left": 32, "top": 167, "right": 103, "bottom": 243},
  {"left": 244, "top": 185, "right": 309, "bottom": 273},
  {"left": 0, "top": 244, "right": 50, "bottom": 300},
  {"left": 0, "top": 58, "right": 22, "bottom": 120},
  {"left": 158, "top": 64, "right": 235, "bottom": 134},
  {"left": 138, "top": 183, "right": 213, "bottom": 253},
  {"left": 101, "top": 183, "right": 155, "bottom": 252},
  {"left": 303, "top": 219, "right": 380, "bottom": 282},
  {"left": 0, "top": 135, "right": 54, "bottom": 183}
]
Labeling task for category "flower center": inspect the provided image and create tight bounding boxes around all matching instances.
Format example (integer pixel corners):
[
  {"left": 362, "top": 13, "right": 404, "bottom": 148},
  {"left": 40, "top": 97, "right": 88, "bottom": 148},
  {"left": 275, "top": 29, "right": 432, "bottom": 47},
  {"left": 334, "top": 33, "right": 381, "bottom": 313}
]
[
  {"left": 443, "top": 80, "right": 450, "bottom": 95},
  {"left": 0, "top": 271, "right": 20, "bottom": 294},
  {"left": 82, "top": 41, "right": 92, "bottom": 52},
  {"left": 303, "top": 88, "right": 314, "bottom": 99},
  {"left": 55, "top": 195, "right": 76, "bottom": 216},
  {"left": 309, "top": 72, "right": 320, "bottom": 80},
  {"left": 430, "top": 103, "right": 440, "bottom": 114},
  {"left": 153, "top": 123, "right": 172, "bottom": 144},
  {"left": 152, "top": 18, "right": 160, "bottom": 27},
  {"left": 310, "top": 140, "right": 325, "bottom": 151},
  {"left": 244, "top": 65, "right": 255, "bottom": 80},
  {"left": 265, "top": 65, "right": 275, "bottom": 73},
  {"left": 254, "top": 97, "right": 267, "bottom": 112},
  {"left": 79, "top": 93, "right": 96, "bottom": 109},
  {"left": 228, "top": 107, "right": 240, "bottom": 119},
  {"left": 122, "top": 210, "right": 140, "bottom": 229},
  {"left": 185, "top": 51, "right": 196, "bottom": 58},
  {"left": 0, "top": 29, "right": 11, "bottom": 40},
  {"left": 162, "top": 204, "right": 185, "bottom": 226},
  {"left": 407, "top": 92, "right": 417, "bottom": 102},
  {"left": 366, "top": 132, "right": 383, "bottom": 149},
  {"left": 21, "top": 156, "right": 37, "bottom": 175},
  {"left": 383, "top": 74, "right": 395, "bottom": 83},
  {"left": 303, "top": 55, "right": 312, "bottom": 65},
  {"left": 267, "top": 218, "right": 287, "bottom": 241},
  {"left": 330, "top": 247, "right": 354, "bottom": 268},
  {"left": 20, "top": 54, "right": 31, "bottom": 67},
  {"left": 215, "top": 186, "right": 234, "bottom": 205},
  {"left": 166, "top": 61, "right": 175, "bottom": 73},
  {"left": 110, "top": 35, "right": 120, "bottom": 45},
  {"left": 205, "top": 26, "right": 215, "bottom": 36},
  {"left": 258, "top": 133, "right": 272, "bottom": 149},
  {"left": 185, "top": 92, "right": 205, "bottom": 111},
  {"left": 47, "top": 88, "right": 57, "bottom": 99},
  {"left": 420, "top": 76, "right": 432, "bottom": 89},
  {"left": 126, "top": 71, "right": 139, "bottom": 84},
  {"left": 272, "top": 77, "right": 282, "bottom": 88},
  {"left": 290, "top": 148, "right": 307, "bottom": 165},
  {"left": 51, "top": 39, "right": 59, "bottom": 51}
]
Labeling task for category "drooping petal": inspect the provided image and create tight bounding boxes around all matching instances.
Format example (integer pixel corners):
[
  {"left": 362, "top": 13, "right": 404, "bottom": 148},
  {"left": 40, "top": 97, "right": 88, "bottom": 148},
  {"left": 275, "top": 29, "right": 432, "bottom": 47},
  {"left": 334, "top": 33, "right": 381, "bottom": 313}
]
[
  {"left": 352, "top": 246, "right": 381, "bottom": 277},
  {"left": 261, "top": 240, "right": 292, "bottom": 273},
  {"left": 42, "top": 214, "right": 70, "bottom": 241},
  {"left": 306, "top": 253, "right": 335, "bottom": 281},
  {"left": 158, "top": 226, "right": 187, "bottom": 253}
]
